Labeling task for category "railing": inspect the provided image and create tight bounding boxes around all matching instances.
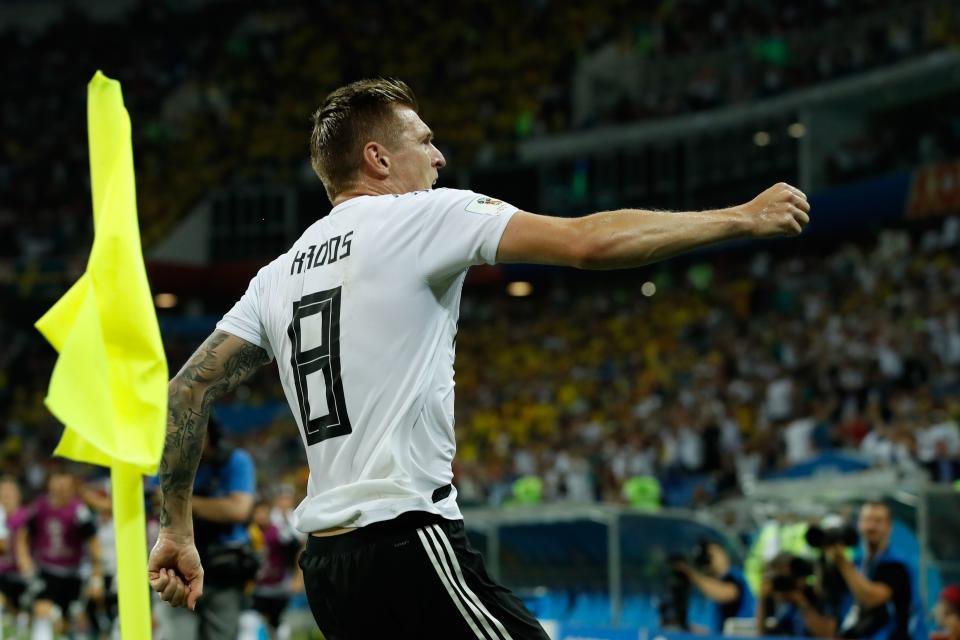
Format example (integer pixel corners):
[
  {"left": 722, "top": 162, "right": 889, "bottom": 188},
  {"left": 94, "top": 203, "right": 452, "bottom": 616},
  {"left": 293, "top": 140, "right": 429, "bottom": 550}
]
[
  {"left": 460, "top": 476, "right": 960, "bottom": 631},
  {"left": 462, "top": 504, "right": 744, "bottom": 627}
]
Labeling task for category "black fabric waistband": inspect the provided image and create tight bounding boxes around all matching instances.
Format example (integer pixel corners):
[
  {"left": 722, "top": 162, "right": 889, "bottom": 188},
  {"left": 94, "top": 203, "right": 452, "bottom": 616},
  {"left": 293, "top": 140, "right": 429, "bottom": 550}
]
[{"left": 305, "top": 510, "right": 456, "bottom": 557}]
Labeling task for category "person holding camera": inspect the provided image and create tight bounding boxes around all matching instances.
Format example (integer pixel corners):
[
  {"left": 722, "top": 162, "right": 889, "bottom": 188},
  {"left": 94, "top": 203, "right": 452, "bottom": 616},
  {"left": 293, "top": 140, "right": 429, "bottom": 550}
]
[
  {"left": 826, "top": 501, "right": 922, "bottom": 640},
  {"left": 673, "top": 540, "right": 755, "bottom": 634},
  {"left": 756, "top": 552, "right": 838, "bottom": 637},
  {"left": 156, "top": 419, "right": 256, "bottom": 640}
]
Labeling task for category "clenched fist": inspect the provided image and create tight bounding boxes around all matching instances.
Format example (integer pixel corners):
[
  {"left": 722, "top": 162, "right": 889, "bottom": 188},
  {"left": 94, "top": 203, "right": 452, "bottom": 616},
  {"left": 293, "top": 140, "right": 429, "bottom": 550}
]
[
  {"left": 742, "top": 182, "right": 810, "bottom": 237},
  {"left": 148, "top": 531, "right": 204, "bottom": 610}
]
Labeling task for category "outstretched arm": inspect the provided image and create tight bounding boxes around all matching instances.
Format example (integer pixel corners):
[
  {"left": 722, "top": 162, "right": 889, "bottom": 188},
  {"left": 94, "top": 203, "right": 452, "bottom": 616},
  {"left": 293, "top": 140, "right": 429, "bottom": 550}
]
[
  {"left": 150, "top": 330, "right": 269, "bottom": 609},
  {"left": 497, "top": 182, "right": 810, "bottom": 269}
]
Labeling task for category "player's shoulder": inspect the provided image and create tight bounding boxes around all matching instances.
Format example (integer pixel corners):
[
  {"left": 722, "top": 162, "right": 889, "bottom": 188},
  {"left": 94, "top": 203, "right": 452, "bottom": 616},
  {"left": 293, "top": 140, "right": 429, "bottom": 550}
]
[
  {"left": 244, "top": 251, "right": 289, "bottom": 291},
  {"left": 392, "top": 187, "right": 478, "bottom": 209},
  {"left": 396, "top": 188, "right": 521, "bottom": 219}
]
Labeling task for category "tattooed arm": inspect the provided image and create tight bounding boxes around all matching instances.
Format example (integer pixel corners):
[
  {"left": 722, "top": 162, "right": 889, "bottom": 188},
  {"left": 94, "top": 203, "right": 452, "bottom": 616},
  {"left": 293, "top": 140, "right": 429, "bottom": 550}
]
[
  {"left": 149, "top": 330, "right": 269, "bottom": 609},
  {"left": 158, "top": 330, "right": 269, "bottom": 530}
]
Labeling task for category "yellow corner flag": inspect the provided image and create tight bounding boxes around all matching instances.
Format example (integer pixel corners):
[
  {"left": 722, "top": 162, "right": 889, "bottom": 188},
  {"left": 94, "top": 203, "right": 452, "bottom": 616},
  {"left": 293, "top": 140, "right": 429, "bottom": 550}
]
[{"left": 35, "top": 70, "right": 167, "bottom": 639}]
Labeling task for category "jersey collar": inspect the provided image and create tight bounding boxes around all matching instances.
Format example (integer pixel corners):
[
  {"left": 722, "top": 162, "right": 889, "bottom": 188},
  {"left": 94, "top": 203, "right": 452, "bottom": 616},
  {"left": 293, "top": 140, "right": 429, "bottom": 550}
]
[{"left": 329, "top": 195, "right": 372, "bottom": 216}]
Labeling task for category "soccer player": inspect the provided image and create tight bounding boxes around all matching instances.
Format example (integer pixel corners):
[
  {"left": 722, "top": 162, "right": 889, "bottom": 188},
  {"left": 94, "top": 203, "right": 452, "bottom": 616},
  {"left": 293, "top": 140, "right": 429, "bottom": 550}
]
[
  {"left": 24, "top": 469, "right": 102, "bottom": 640},
  {"left": 149, "top": 78, "right": 810, "bottom": 638}
]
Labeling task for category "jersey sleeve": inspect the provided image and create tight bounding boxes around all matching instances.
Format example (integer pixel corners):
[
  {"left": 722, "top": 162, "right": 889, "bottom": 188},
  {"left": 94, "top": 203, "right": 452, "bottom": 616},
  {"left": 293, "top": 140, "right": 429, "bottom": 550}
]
[
  {"left": 416, "top": 189, "right": 519, "bottom": 282},
  {"left": 217, "top": 266, "right": 276, "bottom": 361}
]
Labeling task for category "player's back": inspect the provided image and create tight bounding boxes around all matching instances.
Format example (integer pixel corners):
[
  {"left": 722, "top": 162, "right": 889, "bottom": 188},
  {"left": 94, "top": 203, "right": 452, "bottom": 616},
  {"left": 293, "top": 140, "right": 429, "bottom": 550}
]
[{"left": 218, "top": 188, "right": 517, "bottom": 532}]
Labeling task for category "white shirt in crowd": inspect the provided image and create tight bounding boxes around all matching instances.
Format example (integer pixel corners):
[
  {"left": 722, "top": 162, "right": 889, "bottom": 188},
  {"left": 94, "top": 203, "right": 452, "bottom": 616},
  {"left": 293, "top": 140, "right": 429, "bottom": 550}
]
[
  {"left": 916, "top": 421, "right": 960, "bottom": 462},
  {"left": 783, "top": 417, "right": 816, "bottom": 465}
]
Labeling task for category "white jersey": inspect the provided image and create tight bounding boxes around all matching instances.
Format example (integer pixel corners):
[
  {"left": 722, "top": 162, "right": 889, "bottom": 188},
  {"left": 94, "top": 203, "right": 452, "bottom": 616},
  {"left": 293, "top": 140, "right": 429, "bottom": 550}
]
[{"left": 218, "top": 188, "right": 517, "bottom": 532}]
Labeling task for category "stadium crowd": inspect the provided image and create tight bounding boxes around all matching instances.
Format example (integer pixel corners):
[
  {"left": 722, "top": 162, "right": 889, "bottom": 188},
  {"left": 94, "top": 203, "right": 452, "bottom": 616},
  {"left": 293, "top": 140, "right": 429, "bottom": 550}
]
[
  {"left": 1, "top": 0, "right": 956, "bottom": 256},
  {"left": 453, "top": 219, "right": 960, "bottom": 506}
]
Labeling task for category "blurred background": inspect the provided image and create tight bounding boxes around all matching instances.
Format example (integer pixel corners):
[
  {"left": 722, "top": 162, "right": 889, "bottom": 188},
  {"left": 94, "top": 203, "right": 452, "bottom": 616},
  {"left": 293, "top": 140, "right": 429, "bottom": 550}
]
[{"left": 1, "top": 0, "right": 960, "bottom": 639}]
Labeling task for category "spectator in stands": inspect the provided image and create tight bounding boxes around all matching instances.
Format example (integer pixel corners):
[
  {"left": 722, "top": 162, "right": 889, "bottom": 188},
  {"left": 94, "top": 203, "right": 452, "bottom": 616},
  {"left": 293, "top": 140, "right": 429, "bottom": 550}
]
[
  {"left": 829, "top": 501, "right": 924, "bottom": 640},
  {"left": 673, "top": 540, "right": 755, "bottom": 634},
  {"left": 756, "top": 552, "right": 838, "bottom": 637},
  {"left": 155, "top": 418, "right": 256, "bottom": 640},
  {"left": 924, "top": 439, "right": 960, "bottom": 485}
]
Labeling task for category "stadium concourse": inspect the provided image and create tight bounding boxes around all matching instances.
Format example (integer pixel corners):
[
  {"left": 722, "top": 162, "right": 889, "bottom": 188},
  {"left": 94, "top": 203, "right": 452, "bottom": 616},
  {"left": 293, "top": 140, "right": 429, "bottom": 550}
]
[{"left": 1, "top": 0, "right": 960, "bottom": 639}]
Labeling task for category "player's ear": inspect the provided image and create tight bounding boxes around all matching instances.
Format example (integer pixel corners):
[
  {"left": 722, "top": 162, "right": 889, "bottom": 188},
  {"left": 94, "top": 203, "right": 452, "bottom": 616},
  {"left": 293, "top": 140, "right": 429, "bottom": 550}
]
[{"left": 361, "top": 142, "right": 390, "bottom": 179}]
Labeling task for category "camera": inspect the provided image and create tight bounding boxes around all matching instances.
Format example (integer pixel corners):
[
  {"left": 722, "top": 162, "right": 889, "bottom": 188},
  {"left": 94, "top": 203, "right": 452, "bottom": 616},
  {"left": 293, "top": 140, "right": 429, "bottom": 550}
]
[
  {"left": 805, "top": 524, "right": 859, "bottom": 549},
  {"left": 659, "top": 555, "right": 691, "bottom": 630},
  {"left": 770, "top": 556, "right": 814, "bottom": 593},
  {"left": 804, "top": 522, "right": 857, "bottom": 610},
  {"left": 772, "top": 575, "right": 797, "bottom": 592},
  {"left": 658, "top": 540, "right": 716, "bottom": 630}
]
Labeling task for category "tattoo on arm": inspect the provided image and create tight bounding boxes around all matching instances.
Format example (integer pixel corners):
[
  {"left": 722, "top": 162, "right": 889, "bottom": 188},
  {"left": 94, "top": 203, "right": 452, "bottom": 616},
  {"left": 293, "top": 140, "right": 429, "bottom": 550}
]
[{"left": 158, "top": 330, "right": 270, "bottom": 529}]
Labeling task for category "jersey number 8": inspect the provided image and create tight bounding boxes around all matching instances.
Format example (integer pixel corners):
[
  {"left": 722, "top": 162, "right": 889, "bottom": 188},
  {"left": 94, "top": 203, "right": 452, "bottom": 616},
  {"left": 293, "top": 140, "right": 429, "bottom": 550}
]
[{"left": 287, "top": 287, "right": 353, "bottom": 445}]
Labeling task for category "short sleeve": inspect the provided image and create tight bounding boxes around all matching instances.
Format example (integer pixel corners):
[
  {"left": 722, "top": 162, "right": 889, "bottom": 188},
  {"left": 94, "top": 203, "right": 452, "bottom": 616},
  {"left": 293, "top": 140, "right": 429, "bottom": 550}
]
[
  {"left": 217, "top": 267, "right": 275, "bottom": 360},
  {"left": 874, "top": 561, "right": 910, "bottom": 601},
  {"left": 222, "top": 450, "right": 256, "bottom": 496},
  {"left": 416, "top": 189, "right": 518, "bottom": 282}
]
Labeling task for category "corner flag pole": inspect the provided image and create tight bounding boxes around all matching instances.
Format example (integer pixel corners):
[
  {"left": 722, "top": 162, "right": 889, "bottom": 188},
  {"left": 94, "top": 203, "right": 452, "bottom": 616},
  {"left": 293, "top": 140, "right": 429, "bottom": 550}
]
[{"left": 36, "top": 70, "right": 168, "bottom": 639}]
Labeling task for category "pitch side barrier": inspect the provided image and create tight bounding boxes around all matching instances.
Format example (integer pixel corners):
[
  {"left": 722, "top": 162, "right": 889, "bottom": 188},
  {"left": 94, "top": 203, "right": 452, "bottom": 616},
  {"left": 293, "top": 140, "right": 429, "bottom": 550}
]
[
  {"left": 542, "top": 628, "right": 787, "bottom": 640},
  {"left": 461, "top": 504, "right": 744, "bottom": 628}
]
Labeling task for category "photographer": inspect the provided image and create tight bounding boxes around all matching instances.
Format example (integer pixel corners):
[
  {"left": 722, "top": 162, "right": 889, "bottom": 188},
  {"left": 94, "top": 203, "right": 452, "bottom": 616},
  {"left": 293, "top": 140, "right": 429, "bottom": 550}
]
[
  {"left": 673, "top": 540, "right": 755, "bottom": 634},
  {"left": 826, "top": 501, "right": 920, "bottom": 640},
  {"left": 756, "top": 552, "right": 837, "bottom": 637},
  {"left": 156, "top": 419, "right": 256, "bottom": 640}
]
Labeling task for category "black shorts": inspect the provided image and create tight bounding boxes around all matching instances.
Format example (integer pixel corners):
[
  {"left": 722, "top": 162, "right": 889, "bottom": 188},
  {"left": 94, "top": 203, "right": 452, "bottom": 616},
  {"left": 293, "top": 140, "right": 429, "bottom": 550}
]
[
  {"left": 252, "top": 593, "right": 289, "bottom": 628},
  {"left": 37, "top": 570, "right": 83, "bottom": 613},
  {"left": 0, "top": 573, "right": 27, "bottom": 609},
  {"left": 298, "top": 511, "right": 549, "bottom": 640}
]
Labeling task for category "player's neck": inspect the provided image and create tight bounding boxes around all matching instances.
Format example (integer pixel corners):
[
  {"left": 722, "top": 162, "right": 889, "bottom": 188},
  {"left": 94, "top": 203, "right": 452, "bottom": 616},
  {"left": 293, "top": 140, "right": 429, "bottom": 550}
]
[{"left": 331, "top": 179, "right": 419, "bottom": 207}]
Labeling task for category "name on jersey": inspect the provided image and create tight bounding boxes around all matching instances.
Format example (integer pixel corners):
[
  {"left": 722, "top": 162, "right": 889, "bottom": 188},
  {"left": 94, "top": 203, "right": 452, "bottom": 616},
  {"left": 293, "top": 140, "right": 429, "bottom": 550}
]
[{"left": 291, "top": 231, "right": 353, "bottom": 275}]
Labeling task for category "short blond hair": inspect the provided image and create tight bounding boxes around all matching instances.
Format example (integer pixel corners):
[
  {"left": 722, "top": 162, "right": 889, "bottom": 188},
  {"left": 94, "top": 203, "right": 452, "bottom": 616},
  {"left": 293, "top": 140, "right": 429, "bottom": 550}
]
[{"left": 310, "top": 78, "right": 418, "bottom": 200}]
